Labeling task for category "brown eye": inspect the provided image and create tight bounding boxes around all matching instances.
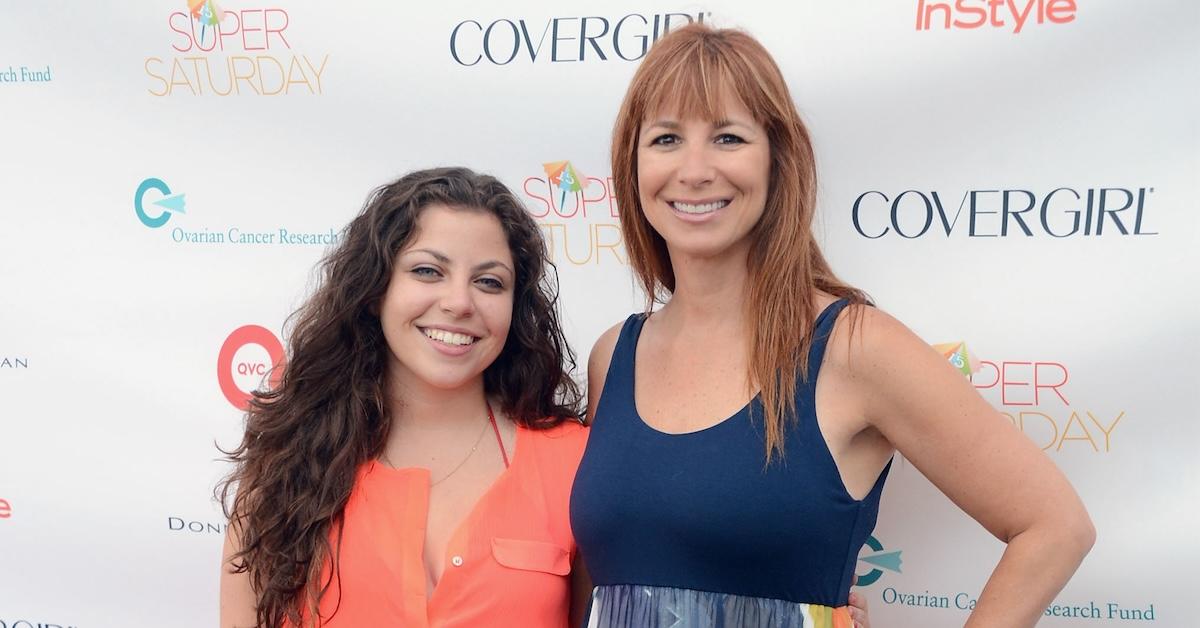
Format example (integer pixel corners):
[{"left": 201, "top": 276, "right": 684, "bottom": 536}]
[{"left": 477, "top": 277, "right": 505, "bottom": 291}]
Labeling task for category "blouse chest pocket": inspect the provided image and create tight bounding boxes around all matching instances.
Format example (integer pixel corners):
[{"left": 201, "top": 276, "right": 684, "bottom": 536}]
[{"left": 491, "top": 537, "right": 571, "bottom": 575}]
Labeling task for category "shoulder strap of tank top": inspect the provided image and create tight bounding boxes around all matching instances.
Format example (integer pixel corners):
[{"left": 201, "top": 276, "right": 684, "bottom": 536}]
[{"left": 806, "top": 298, "right": 852, "bottom": 384}]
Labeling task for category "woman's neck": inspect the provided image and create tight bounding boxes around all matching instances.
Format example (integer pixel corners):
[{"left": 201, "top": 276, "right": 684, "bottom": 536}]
[
  {"left": 656, "top": 244, "right": 751, "bottom": 332},
  {"left": 386, "top": 374, "right": 490, "bottom": 430}
]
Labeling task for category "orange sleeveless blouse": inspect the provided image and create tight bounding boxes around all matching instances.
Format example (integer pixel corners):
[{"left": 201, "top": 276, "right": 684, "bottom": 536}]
[{"left": 305, "top": 421, "right": 588, "bottom": 627}]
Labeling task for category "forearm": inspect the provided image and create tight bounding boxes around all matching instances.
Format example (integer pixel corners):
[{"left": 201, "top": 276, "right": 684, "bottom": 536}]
[{"left": 965, "top": 522, "right": 1095, "bottom": 627}]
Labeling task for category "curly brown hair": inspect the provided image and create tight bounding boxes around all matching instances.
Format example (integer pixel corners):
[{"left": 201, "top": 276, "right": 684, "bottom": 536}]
[{"left": 216, "top": 167, "right": 583, "bottom": 627}]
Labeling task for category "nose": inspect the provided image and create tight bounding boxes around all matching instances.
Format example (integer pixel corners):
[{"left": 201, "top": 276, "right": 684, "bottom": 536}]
[
  {"left": 676, "top": 141, "right": 715, "bottom": 187},
  {"left": 439, "top": 277, "right": 475, "bottom": 318}
]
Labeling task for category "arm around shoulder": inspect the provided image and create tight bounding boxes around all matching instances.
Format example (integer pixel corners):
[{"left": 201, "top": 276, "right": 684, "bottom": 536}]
[{"left": 846, "top": 307, "right": 1094, "bottom": 627}]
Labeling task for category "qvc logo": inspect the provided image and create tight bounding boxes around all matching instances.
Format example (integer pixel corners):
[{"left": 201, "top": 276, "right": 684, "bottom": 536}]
[{"left": 217, "top": 325, "right": 285, "bottom": 410}]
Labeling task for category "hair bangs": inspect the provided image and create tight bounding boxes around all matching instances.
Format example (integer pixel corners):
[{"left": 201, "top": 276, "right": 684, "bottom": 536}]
[{"left": 636, "top": 37, "right": 747, "bottom": 129}]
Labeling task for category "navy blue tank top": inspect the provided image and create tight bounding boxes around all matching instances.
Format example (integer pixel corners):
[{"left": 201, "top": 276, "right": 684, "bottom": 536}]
[{"left": 570, "top": 300, "right": 891, "bottom": 627}]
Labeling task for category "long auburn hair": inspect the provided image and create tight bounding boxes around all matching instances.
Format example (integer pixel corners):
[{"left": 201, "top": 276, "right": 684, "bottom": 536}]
[
  {"left": 611, "top": 24, "right": 869, "bottom": 461},
  {"left": 216, "top": 167, "right": 583, "bottom": 627}
]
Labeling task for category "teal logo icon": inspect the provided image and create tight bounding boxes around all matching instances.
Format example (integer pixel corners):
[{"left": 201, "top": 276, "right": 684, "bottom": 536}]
[
  {"left": 134, "top": 177, "right": 187, "bottom": 228},
  {"left": 856, "top": 535, "right": 903, "bottom": 587}
]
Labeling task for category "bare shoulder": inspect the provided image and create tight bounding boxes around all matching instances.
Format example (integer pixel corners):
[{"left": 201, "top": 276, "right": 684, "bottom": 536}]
[
  {"left": 585, "top": 319, "right": 626, "bottom": 424},
  {"left": 824, "top": 303, "right": 928, "bottom": 375}
]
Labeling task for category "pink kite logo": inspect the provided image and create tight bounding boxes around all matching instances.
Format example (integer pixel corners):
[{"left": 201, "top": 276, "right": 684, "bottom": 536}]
[{"left": 217, "top": 325, "right": 285, "bottom": 410}]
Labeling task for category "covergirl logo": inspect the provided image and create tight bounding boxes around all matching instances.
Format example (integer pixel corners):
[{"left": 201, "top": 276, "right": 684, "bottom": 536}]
[
  {"left": 915, "top": 0, "right": 1077, "bottom": 33},
  {"left": 521, "top": 161, "right": 626, "bottom": 266},
  {"left": 851, "top": 187, "right": 1156, "bottom": 239},
  {"left": 450, "top": 12, "right": 709, "bottom": 66},
  {"left": 217, "top": 325, "right": 285, "bottom": 410}
]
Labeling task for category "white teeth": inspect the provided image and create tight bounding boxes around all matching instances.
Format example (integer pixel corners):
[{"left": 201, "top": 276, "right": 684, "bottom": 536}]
[
  {"left": 672, "top": 200, "right": 729, "bottom": 214},
  {"left": 423, "top": 328, "right": 476, "bottom": 346}
]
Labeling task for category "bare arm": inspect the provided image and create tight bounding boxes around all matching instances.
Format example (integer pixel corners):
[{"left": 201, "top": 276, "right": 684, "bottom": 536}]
[
  {"left": 584, "top": 322, "right": 622, "bottom": 425},
  {"left": 845, "top": 307, "right": 1094, "bottom": 627},
  {"left": 220, "top": 520, "right": 258, "bottom": 628}
]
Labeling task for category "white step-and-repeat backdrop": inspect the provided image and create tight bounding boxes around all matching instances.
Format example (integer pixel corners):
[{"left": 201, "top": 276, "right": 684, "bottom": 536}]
[{"left": 2, "top": 1, "right": 1196, "bottom": 626}]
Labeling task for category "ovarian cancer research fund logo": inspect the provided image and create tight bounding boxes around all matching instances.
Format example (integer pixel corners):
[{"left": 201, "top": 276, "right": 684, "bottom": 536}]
[
  {"left": 133, "top": 177, "right": 340, "bottom": 247},
  {"left": 856, "top": 535, "right": 903, "bottom": 587}
]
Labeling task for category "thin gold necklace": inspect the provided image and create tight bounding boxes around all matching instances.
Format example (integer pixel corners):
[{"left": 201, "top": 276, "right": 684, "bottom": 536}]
[{"left": 381, "top": 407, "right": 492, "bottom": 486}]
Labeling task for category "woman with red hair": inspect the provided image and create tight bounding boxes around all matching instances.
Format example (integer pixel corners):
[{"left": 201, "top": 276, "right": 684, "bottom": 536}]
[{"left": 571, "top": 23, "right": 1094, "bottom": 628}]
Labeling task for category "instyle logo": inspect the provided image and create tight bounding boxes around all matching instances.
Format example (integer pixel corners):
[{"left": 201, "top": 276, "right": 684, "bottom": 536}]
[
  {"left": 855, "top": 535, "right": 903, "bottom": 587},
  {"left": 0, "top": 65, "right": 53, "bottom": 84},
  {"left": 938, "top": 341, "right": 1127, "bottom": 454},
  {"left": 451, "top": 12, "right": 710, "bottom": 66},
  {"left": 851, "top": 187, "right": 1157, "bottom": 239},
  {"left": 521, "top": 161, "right": 626, "bottom": 266},
  {"left": 916, "top": 0, "right": 1077, "bottom": 34},
  {"left": 0, "top": 497, "right": 11, "bottom": 519},
  {"left": 145, "top": 3, "right": 330, "bottom": 96},
  {"left": 217, "top": 325, "right": 285, "bottom": 410},
  {"left": 1, "top": 356, "right": 29, "bottom": 369},
  {"left": 132, "top": 177, "right": 340, "bottom": 246}
]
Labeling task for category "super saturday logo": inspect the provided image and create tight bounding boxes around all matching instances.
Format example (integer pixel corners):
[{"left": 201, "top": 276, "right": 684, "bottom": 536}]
[
  {"left": 936, "top": 342, "right": 1127, "bottom": 454},
  {"left": 520, "top": 161, "right": 627, "bottom": 266},
  {"left": 145, "top": 1, "right": 330, "bottom": 96}
]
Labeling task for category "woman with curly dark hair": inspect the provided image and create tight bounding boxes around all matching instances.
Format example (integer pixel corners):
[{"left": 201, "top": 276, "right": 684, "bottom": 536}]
[{"left": 216, "top": 167, "right": 588, "bottom": 627}]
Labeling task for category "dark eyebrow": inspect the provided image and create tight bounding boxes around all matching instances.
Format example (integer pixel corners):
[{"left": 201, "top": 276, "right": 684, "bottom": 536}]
[
  {"left": 472, "top": 260, "right": 514, "bottom": 275},
  {"left": 407, "top": 248, "right": 513, "bottom": 276},
  {"left": 409, "top": 248, "right": 451, "bottom": 264}
]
